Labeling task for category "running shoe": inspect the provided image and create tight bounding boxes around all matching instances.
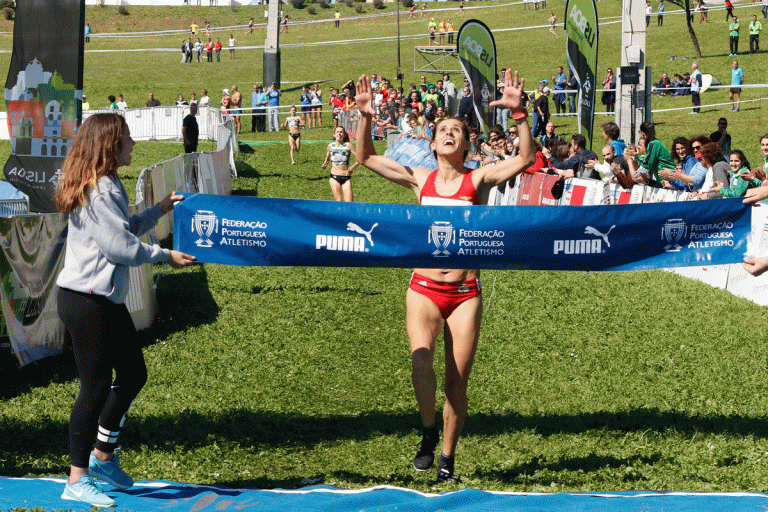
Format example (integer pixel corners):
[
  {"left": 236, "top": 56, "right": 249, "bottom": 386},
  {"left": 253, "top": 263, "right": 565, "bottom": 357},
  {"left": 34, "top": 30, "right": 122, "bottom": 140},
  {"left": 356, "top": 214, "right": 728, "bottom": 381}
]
[
  {"left": 436, "top": 458, "right": 460, "bottom": 484},
  {"left": 89, "top": 449, "right": 134, "bottom": 489},
  {"left": 413, "top": 433, "right": 439, "bottom": 471},
  {"left": 61, "top": 475, "right": 116, "bottom": 508}
]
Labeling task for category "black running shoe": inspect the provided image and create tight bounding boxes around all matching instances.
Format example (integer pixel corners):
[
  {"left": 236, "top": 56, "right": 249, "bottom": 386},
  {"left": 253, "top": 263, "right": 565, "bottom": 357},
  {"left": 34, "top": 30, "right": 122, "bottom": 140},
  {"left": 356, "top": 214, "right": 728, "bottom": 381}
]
[
  {"left": 413, "top": 434, "right": 439, "bottom": 472},
  {"left": 436, "top": 458, "right": 460, "bottom": 483}
]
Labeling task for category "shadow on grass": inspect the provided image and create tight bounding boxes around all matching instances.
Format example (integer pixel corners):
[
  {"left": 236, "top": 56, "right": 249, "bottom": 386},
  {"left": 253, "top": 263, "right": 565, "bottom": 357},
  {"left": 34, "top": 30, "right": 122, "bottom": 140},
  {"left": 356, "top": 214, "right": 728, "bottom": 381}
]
[
  {"left": 251, "top": 283, "right": 384, "bottom": 295},
  {"left": 463, "top": 409, "right": 768, "bottom": 439},
  {"left": 0, "top": 267, "right": 218, "bottom": 398},
  {"left": 4, "top": 407, "right": 768, "bottom": 482},
  {"left": 482, "top": 452, "right": 663, "bottom": 484},
  {"left": 138, "top": 266, "right": 220, "bottom": 348}
]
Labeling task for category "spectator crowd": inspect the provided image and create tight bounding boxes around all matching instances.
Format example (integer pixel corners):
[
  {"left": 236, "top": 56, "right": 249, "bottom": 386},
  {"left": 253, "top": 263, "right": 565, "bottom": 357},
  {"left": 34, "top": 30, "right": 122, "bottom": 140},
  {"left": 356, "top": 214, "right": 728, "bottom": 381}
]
[{"left": 90, "top": 58, "right": 768, "bottom": 202}]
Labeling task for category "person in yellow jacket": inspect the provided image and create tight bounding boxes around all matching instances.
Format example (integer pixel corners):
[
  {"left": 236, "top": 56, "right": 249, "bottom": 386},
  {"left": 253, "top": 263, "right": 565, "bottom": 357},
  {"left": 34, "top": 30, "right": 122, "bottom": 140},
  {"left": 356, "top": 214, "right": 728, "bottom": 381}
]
[
  {"left": 438, "top": 19, "right": 447, "bottom": 45},
  {"left": 749, "top": 14, "right": 763, "bottom": 54}
]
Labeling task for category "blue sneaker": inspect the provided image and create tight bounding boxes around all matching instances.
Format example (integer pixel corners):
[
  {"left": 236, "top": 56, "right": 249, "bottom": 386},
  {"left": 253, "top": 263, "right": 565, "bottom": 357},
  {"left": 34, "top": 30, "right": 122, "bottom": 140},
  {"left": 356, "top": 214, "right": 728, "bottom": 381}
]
[
  {"left": 61, "top": 475, "right": 116, "bottom": 508},
  {"left": 89, "top": 449, "right": 134, "bottom": 489}
]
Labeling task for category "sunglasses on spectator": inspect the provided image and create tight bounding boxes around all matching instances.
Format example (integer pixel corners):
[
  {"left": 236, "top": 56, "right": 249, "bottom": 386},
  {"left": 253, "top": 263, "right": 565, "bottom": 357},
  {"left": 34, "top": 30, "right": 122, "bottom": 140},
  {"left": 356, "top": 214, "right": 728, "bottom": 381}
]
[
  {"left": 692, "top": 144, "right": 702, "bottom": 150},
  {"left": 509, "top": 131, "right": 518, "bottom": 135}
]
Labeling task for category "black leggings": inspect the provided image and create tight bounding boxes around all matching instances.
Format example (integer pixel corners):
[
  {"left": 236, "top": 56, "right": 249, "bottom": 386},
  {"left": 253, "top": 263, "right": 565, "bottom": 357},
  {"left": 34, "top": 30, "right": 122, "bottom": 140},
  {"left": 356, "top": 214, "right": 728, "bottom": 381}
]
[{"left": 57, "top": 287, "right": 147, "bottom": 468}]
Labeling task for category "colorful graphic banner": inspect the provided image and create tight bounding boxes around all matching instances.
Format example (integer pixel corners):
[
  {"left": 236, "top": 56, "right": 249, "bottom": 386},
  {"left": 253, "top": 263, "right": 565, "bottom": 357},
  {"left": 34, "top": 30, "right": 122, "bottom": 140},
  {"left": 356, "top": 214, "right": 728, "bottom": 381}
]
[
  {"left": 3, "top": 0, "right": 85, "bottom": 213},
  {"left": 174, "top": 194, "right": 750, "bottom": 272},
  {"left": 565, "top": 0, "right": 598, "bottom": 150},
  {"left": 457, "top": 20, "right": 496, "bottom": 137}
]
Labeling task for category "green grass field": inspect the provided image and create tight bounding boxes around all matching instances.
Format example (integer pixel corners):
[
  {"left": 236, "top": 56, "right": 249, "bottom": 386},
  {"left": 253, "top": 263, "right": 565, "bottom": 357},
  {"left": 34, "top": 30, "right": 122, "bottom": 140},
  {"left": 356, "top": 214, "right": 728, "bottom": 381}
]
[{"left": 3, "top": 1, "right": 768, "bottom": 503}]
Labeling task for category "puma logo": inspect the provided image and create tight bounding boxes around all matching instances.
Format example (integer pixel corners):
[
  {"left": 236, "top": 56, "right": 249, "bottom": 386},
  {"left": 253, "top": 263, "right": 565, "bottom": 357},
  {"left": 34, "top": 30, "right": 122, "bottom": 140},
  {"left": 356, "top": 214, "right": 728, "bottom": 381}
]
[
  {"left": 347, "top": 222, "right": 378, "bottom": 246},
  {"left": 584, "top": 225, "right": 616, "bottom": 247}
]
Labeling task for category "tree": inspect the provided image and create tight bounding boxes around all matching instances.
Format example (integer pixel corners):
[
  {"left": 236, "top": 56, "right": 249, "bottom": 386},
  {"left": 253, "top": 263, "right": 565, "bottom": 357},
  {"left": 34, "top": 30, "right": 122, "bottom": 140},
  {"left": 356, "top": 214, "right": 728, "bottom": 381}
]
[
  {"left": 667, "top": 0, "right": 702, "bottom": 58},
  {"left": 0, "top": 0, "right": 15, "bottom": 20}
]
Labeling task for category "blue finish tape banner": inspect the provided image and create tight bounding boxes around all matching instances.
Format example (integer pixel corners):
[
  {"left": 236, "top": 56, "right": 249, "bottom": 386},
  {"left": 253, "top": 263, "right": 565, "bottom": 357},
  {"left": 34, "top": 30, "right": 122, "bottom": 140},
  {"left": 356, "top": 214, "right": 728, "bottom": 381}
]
[{"left": 174, "top": 195, "right": 750, "bottom": 271}]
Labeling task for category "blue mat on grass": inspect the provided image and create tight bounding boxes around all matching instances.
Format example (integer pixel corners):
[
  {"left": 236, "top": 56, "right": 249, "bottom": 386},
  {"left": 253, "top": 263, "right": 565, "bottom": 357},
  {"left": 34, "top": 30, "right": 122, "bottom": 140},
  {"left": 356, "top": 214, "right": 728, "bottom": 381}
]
[{"left": 2, "top": 477, "right": 768, "bottom": 511}]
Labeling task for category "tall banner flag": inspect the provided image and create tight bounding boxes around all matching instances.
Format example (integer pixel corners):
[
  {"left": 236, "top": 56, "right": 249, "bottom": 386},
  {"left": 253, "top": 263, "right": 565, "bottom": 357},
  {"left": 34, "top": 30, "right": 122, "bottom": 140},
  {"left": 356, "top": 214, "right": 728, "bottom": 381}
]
[
  {"left": 3, "top": 0, "right": 85, "bottom": 213},
  {"left": 457, "top": 20, "right": 496, "bottom": 137},
  {"left": 565, "top": 0, "right": 598, "bottom": 150}
]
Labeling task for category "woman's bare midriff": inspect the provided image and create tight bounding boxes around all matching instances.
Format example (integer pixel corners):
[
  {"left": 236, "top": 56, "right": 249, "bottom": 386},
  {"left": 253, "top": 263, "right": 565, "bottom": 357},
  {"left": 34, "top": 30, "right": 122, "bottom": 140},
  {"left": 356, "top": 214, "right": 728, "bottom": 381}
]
[
  {"left": 331, "top": 164, "right": 352, "bottom": 176},
  {"left": 413, "top": 267, "right": 479, "bottom": 283}
]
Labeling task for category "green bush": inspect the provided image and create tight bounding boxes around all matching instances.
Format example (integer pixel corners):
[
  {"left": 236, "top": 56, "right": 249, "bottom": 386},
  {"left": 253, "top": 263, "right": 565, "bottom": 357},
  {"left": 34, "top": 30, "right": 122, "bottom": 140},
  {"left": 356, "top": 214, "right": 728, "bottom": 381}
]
[
  {"left": 402, "top": 0, "right": 414, "bottom": 7},
  {"left": 319, "top": 0, "right": 331, "bottom": 8},
  {"left": 290, "top": 0, "right": 305, "bottom": 8},
  {"left": 118, "top": 5, "right": 130, "bottom": 15},
  {"left": 373, "top": 0, "right": 385, "bottom": 8},
  {"left": 344, "top": 0, "right": 353, "bottom": 6},
  {"left": 0, "top": 0, "right": 14, "bottom": 9},
  {"left": 1, "top": 6, "right": 13, "bottom": 19},
  {"left": 354, "top": 3, "right": 364, "bottom": 12},
  {"left": 307, "top": 5, "right": 316, "bottom": 14}
]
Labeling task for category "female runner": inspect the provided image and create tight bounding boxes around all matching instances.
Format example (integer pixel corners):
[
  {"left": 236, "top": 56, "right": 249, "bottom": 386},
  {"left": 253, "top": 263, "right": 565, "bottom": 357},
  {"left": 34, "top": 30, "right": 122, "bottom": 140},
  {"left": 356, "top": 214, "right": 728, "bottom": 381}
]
[
  {"left": 549, "top": 12, "right": 558, "bottom": 37},
  {"left": 56, "top": 114, "right": 195, "bottom": 507},
  {"left": 355, "top": 69, "right": 534, "bottom": 482},
  {"left": 281, "top": 105, "right": 304, "bottom": 165},
  {"left": 322, "top": 126, "right": 359, "bottom": 202}
]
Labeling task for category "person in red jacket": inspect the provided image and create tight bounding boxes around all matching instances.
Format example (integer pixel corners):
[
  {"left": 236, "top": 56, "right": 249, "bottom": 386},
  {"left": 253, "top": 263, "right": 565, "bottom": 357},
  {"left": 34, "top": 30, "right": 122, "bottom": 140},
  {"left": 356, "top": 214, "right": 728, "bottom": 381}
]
[
  {"left": 205, "top": 37, "right": 213, "bottom": 62},
  {"left": 214, "top": 38, "right": 222, "bottom": 62},
  {"left": 526, "top": 139, "right": 553, "bottom": 173}
]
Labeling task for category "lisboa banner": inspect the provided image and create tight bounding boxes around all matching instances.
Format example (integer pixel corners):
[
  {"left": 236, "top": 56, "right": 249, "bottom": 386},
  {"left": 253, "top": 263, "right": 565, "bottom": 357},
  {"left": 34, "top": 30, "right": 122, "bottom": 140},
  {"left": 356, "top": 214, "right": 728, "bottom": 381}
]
[
  {"left": 457, "top": 20, "right": 496, "bottom": 137},
  {"left": 174, "top": 194, "right": 750, "bottom": 272},
  {"left": 565, "top": 0, "right": 598, "bottom": 150},
  {"left": 3, "top": 0, "right": 85, "bottom": 213}
]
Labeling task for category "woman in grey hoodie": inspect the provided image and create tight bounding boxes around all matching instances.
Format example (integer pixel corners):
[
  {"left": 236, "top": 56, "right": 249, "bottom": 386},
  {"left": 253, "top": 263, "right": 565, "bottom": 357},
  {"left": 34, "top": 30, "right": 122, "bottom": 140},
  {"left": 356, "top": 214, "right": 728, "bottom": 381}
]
[{"left": 55, "top": 113, "right": 195, "bottom": 508}]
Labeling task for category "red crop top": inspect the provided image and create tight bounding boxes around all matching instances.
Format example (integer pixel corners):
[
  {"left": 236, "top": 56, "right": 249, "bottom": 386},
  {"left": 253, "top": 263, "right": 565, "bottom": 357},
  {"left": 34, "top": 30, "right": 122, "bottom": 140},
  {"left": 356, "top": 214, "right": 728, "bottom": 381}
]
[{"left": 419, "top": 168, "right": 480, "bottom": 206}]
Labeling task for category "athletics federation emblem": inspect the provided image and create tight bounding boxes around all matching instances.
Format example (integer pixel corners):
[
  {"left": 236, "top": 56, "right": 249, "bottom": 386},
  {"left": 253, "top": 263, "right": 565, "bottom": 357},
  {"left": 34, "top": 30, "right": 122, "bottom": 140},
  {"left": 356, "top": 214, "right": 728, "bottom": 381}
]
[
  {"left": 662, "top": 218, "right": 687, "bottom": 252},
  {"left": 429, "top": 221, "right": 455, "bottom": 257},
  {"left": 192, "top": 210, "right": 218, "bottom": 248}
]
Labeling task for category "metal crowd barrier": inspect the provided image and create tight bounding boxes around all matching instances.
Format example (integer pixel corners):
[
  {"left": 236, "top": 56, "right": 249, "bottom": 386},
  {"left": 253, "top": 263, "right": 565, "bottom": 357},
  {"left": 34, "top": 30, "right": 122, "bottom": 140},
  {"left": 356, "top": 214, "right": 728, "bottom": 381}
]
[
  {"left": 83, "top": 105, "right": 228, "bottom": 142},
  {"left": 0, "top": 197, "right": 29, "bottom": 217}
]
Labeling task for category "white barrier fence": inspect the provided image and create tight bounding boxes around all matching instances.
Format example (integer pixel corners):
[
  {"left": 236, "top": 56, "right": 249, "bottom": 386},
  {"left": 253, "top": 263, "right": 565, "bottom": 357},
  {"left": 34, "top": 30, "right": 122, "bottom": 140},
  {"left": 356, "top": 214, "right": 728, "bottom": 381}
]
[
  {"left": 0, "top": 106, "right": 237, "bottom": 148},
  {"left": 82, "top": 105, "right": 231, "bottom": 142}
]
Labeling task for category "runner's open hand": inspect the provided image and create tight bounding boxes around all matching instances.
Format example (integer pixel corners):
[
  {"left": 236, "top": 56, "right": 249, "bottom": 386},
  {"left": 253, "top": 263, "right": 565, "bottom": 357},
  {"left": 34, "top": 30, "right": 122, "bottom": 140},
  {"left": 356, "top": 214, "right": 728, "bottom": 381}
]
[
  {"left": 355, "top": 75, "right": 376, "bottom": 116},
  {"left": 490, "top": 69, "right": 525, "bottom": 111}
]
